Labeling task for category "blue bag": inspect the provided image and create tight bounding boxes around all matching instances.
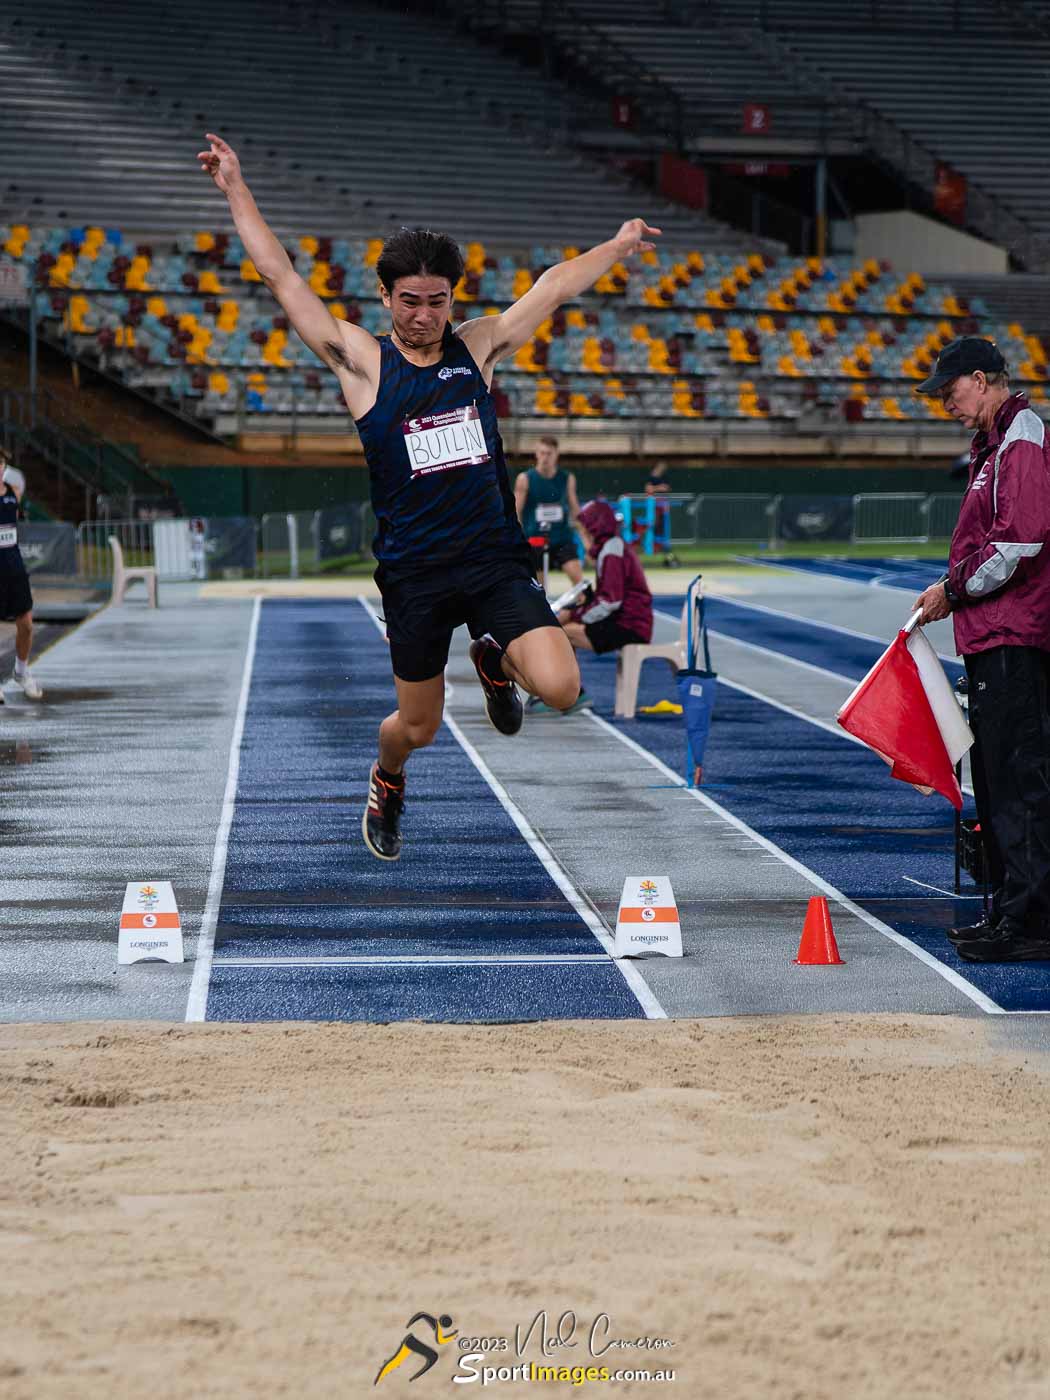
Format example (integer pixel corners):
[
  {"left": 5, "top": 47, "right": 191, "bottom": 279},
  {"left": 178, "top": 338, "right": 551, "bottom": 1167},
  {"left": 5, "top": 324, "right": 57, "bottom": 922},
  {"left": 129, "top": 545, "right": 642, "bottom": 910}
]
[{"left": 676, "top": 575, "right": 718, "bottom": 786}]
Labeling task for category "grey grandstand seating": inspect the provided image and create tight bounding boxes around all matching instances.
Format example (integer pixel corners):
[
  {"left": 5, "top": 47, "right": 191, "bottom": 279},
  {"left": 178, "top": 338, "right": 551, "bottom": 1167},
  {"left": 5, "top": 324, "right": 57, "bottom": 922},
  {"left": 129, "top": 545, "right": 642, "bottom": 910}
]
[{"left": 0, "top": 0, "right": 759, "bottom": 248}]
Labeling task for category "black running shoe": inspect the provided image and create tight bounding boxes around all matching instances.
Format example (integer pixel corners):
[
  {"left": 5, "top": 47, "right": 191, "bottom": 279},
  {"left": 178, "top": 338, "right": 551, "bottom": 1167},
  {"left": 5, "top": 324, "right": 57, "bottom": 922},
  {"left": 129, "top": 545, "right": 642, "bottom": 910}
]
[
  {"left": 362, "top": 764, "right": 404, "bottom": 861},
  {"left": 947, "top": 912, "right": 999, "bottom": 944},
  {"left": 469, "top": 638, "right": 523, "bottom": 736},
  {"left": 955, "top": 921, "right": 1050, "bottom": 963}
]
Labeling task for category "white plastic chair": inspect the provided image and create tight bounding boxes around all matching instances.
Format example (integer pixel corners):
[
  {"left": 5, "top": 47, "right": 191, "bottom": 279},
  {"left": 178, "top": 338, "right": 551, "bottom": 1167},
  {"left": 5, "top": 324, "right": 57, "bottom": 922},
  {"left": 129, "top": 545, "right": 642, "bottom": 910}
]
[
  {"left": 614, "top": 586, "right": 702, "bottom": 719},
  {"left": 109, "top": 535, "right": 158, "bottom": 608}
]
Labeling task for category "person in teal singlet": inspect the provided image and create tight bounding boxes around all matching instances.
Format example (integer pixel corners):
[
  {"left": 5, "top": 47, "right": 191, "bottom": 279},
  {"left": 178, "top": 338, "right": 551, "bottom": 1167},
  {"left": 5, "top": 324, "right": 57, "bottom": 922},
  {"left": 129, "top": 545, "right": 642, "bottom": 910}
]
[{"left": 514, "top": 437, "right": 583, "bottom": 587}]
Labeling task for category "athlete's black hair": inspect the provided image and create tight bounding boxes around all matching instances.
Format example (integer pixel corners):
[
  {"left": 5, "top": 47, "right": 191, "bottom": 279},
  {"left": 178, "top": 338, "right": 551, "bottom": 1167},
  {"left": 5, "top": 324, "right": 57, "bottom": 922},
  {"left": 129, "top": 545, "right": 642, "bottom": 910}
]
[{"left": 376, "top": 227, "right": 464, "bottom": 294}]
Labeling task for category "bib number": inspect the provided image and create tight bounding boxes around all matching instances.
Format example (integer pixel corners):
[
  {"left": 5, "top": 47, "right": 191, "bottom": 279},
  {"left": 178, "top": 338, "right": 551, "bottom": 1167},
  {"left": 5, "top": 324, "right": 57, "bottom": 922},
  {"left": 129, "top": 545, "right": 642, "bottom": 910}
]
[
  {"left": 535, "top": 503, "right": 564, "bottom": 525},
  {"left": 402, "top": 404, "right": 491, "bottom": 477},
  {"left": 0, "top": 526, "right": 16, "bottom": 548}
]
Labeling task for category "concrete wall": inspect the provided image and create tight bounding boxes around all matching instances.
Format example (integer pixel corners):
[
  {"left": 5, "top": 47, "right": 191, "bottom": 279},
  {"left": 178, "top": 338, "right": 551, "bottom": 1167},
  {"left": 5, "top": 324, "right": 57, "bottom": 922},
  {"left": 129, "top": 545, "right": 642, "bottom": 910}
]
[{"left": 856, "top": 210, "right": 1008, "bottom": 276}]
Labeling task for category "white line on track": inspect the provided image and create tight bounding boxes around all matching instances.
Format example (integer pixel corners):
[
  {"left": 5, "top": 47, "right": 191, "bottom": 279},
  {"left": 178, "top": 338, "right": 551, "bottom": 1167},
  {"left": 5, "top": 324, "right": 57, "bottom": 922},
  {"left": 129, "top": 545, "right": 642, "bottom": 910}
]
[
  {"left": 901, "top": 875, "right": 982, "bottom": 899},
  {"left": 656, "top": 595, "right": 959, "bottom": 667},
  {"left": 214, "top": 955, "right": 612, "bottom": 967},
  {"left": 359, "top": 597, "right": 668, "bottom": 1020},
  {"left": 185, "top": 595, "right": 262, "bottom": 1023},
  {"left": 584, "top": 709, "right": 1002, "bottom": 1015}
]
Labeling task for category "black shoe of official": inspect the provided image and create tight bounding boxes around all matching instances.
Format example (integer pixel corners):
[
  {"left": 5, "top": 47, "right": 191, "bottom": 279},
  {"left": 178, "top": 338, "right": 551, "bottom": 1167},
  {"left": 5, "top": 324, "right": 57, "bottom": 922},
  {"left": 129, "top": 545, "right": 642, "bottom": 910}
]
[
  {"left": 954, "top": 920, "right": 1050, "bottom": 963},
  {"left": 946, "top": 911, "right": 1000, "bottom": 944},
  {"left": 362, "top": 763, "right": 405, "bottom": 861},
  {"left": 469, "top": 638, "right": 523, "bottom": 736}
]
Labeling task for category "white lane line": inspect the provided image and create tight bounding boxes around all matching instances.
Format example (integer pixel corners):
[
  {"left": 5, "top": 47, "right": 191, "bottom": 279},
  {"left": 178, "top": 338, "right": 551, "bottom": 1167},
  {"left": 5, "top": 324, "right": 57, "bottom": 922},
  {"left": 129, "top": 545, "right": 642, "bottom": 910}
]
[
  {"left": 901, "top": 875, "right": 982, "bottom": 899},
  {"left": 185, "top": 595, "right": 262, "bottom": 1023},
  {"left": 213, "top": 955, "right": 612, "bottom": 968},
  {"left": 659, "top": 594, "right": 960, "bottom": 667},
  {"left": 584, "top": 709, "right": 1002, "bottom": 1015},
  {"left": 359, "top": 598, "right": 667, "bottom": 1020}
]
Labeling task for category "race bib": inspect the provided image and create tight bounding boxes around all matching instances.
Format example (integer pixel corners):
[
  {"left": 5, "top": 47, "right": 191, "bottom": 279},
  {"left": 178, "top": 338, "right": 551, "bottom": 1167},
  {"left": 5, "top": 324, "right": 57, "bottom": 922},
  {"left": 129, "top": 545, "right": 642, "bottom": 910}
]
[
  {"left": 402, "top": 404, "right": 491, "bottom": 477},
  {"left": 0, "top": 526, "right": 16, "bottom": 548},
  {"left": 535, "top": 503, "right": 564, "bottom": 525}
]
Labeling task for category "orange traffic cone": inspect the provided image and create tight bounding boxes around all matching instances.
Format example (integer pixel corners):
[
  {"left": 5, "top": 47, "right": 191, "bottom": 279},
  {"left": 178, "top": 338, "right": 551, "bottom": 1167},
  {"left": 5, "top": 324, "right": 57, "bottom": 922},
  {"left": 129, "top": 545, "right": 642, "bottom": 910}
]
[{"left": 794, "top": 896, "right": 844, "bottom": 965}]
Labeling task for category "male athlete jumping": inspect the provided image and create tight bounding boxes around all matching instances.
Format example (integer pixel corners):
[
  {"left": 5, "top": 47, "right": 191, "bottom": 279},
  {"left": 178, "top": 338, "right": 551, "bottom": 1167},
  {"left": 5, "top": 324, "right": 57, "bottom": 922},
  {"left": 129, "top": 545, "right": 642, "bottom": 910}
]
[{"left": 198, "top": 133, "right": 659, "bottom": 860}]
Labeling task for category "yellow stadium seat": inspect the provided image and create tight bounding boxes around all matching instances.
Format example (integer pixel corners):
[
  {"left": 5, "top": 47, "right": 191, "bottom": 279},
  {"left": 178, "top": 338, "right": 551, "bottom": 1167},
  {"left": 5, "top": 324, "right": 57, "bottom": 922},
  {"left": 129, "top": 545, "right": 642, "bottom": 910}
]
[
  {"left": 512, "top": 269, "right": 533, "bottom": 299},
  {"left": 217, "top": 300, "right": 239, "bottom": 331},
  {"left": 299, "top": 235, "right": 319, "bottom": 255},
  {"left": 209, "top": 371, "right": 230, "bottom": 395},
  {"left": 124, "top": 255, "right": 152, "bottom": 291},
  {"left": 198, "top": 269, "right": 224, "bottom": 294},
  {"left": 195, "top": 232, "right": 215, "bottom": 253},
  {"left": 241, "top": 258, "right": 261, "bottom": 283}
]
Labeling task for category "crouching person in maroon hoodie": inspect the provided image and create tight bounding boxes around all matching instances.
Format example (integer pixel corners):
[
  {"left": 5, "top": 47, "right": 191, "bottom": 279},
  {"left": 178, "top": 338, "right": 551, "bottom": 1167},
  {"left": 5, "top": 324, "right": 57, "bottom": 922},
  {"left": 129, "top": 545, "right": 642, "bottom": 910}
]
[{"left": 528, "top": 499, "right": 653, "bottom": 715}]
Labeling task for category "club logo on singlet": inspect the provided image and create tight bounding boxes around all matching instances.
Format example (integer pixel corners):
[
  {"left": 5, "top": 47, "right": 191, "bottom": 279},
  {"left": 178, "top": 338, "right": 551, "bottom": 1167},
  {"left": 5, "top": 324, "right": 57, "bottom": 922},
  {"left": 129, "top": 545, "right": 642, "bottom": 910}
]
[{"left": 402, "top": 404, "right": 491, "bottom": 477}]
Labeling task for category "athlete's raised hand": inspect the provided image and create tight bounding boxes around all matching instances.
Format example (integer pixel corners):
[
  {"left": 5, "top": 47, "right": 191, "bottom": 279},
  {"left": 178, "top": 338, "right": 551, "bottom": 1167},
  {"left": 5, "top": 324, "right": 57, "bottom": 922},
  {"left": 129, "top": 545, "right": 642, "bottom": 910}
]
[
  {"left": 197, "top": 132, "right": 242, "bottom": 194},
  {"left": 613, "top": 219, "right": 662, "bottom": 258}
]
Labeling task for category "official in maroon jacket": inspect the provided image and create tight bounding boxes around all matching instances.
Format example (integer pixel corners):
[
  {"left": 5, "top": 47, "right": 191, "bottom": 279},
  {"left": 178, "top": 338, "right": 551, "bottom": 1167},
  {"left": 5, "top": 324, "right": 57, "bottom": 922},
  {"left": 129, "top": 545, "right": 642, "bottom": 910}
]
[
  {"left": 916, "top": 336, "right": 1050, "bottom": 962},
  {"left": 527, "top": 499, "right": 654, "bottom": 716}
]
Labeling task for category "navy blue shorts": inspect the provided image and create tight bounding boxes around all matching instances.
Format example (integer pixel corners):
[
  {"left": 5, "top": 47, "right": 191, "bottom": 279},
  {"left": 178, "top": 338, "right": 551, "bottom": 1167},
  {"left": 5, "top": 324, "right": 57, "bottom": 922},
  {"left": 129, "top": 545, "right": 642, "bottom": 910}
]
[
  {"left": 375, "top": 552, "right": 560, "bottom": 683},
  {"left": 0, "top": 565, "right": 32, "bottom": 622},
  {"left": 584, "top": 616, "right": 648, "bottom": 655}
]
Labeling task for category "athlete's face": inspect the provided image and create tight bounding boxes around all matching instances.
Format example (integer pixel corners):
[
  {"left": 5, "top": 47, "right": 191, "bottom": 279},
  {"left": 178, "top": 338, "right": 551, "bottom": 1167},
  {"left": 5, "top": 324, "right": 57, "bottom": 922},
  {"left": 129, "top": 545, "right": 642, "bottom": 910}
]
[
  {"left": 534, "top": 442, "right": 558, "bottom": 475},
  {"left": 382, "top": 275, "right": 453, "bottom": 350}
]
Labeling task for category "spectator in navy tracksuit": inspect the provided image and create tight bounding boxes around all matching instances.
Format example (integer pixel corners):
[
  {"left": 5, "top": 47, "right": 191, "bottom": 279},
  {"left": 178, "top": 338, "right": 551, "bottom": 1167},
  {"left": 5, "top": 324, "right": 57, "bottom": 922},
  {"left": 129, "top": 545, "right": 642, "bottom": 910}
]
[{"left": 916, "top": 336, "right": 1050, "bottom": 962}]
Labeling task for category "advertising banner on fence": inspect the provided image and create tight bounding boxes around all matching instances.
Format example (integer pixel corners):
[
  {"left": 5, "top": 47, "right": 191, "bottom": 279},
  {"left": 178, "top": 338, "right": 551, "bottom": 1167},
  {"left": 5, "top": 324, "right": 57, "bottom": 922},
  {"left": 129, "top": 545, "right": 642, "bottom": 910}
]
[
  {"left": 17, "top": 523, "right": 77, "bottom": 575},
  {"left": 314, "top": 504, "right": 361, "bottom": 563},
  {"left": 777, "top": 496, "right": 854, "bottom": 541}
]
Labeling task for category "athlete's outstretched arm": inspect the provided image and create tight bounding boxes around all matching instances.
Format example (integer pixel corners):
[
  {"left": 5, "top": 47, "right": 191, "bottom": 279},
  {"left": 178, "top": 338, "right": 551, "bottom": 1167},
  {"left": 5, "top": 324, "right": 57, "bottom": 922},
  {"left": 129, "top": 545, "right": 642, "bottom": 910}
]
[
  {"left": 196, "top": 133, "right": 376, "bottom": 378},
  {"left": 458, "top": 219, "right": 660, "bottom": 375},
  {"left": 1, "top": 461, "right": 25, "bottom": 502}
]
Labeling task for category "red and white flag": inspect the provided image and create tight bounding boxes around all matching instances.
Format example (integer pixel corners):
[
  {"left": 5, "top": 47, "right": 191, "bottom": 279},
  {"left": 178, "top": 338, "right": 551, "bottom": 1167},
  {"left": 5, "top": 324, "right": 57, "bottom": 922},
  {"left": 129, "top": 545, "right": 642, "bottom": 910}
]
[{"left": 836, "top": 619, "right": 973, "bottom": 809}]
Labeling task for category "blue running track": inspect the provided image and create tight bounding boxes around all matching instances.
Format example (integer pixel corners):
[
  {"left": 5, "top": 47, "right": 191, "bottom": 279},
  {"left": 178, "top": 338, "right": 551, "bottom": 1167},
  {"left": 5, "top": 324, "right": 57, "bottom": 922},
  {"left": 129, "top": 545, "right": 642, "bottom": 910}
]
[
  {"left": 586, "top": 596, "right": 1050, "bottom": 1012},
  {"left": 203, "top": 600, "right": 646, "bottom": 1022},
  {"left": 739, "top": 556, "right": 948, "bottom": 593}
]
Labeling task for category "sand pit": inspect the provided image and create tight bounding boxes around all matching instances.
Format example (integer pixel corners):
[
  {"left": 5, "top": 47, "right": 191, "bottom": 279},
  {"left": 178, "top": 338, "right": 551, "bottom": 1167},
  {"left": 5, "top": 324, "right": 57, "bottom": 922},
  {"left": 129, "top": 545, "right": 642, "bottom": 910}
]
[{"left": 2, "top": 1014, "right": 1049, "bottom": 1398}]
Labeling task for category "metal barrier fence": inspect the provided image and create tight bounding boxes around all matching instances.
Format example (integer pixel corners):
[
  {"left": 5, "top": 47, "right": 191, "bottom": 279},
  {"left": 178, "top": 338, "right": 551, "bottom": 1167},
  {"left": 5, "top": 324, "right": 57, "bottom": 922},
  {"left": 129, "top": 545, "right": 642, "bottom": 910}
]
[
  {"left": 260, "top": 511, "right": 320, "bottom": 579},
  {"left": 260, "top": 506, "right": 369, "bottom": 578},
  {"left": 924, "top": 493, "right": 963, "bottom": 540},
  {"left": 851, "top": 494, "right": 929, "bottom": 543},
  {"left": 76, "top": 519, "right": 155, "bottom": 581},
  {"left": 693, "top": 494, "right": 778, "bottom": 545},
  {"left": 69, "top": 494, "right": 967, "bottom": 583}
]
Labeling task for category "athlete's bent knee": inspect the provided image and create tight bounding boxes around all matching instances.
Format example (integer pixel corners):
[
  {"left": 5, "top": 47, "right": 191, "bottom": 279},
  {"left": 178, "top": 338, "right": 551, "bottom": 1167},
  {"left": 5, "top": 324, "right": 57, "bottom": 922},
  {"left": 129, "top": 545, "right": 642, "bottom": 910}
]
[{"left": 541, "top": 677, "right": 582, "bottom": 713}]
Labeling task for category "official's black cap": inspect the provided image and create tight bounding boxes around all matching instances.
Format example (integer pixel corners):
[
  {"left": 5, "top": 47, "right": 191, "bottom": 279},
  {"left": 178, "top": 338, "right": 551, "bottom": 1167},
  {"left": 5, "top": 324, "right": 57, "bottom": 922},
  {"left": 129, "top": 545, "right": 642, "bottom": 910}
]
[{"left": 916, "top": 336, "right": 1007, "bottom": 395}]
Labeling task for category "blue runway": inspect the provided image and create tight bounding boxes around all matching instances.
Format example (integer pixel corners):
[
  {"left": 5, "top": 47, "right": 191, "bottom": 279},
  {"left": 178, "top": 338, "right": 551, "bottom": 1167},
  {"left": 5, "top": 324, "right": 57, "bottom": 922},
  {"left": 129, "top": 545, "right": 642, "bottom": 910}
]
[
  {"left": 583, "top": 597, "right": 1050, "bottom": 1012},
  {"left": 203, "top": 600, "right": 646, "bottom": 1022},
  {"left": 739, "top": 556, "right": 948, "bottom": 593}
]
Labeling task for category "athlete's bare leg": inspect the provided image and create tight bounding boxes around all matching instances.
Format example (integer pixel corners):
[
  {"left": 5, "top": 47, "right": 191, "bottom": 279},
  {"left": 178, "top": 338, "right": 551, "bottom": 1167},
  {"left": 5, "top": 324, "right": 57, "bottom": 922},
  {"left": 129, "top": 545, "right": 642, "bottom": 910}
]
[
  {"left": 561, "top": 557, "right": 584, "bottom": 587},
  {"left": 502, "top": 626, "right": 580, "bottom": 711},
  {"left": 560, "top": 621, "right": 593, "bottom": 652},
  {"left": 14, "top": 610, "right": 32, "bottom": 664},
  {"left": 378, "top": 673, "right": 445, "bottom": 773}
]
